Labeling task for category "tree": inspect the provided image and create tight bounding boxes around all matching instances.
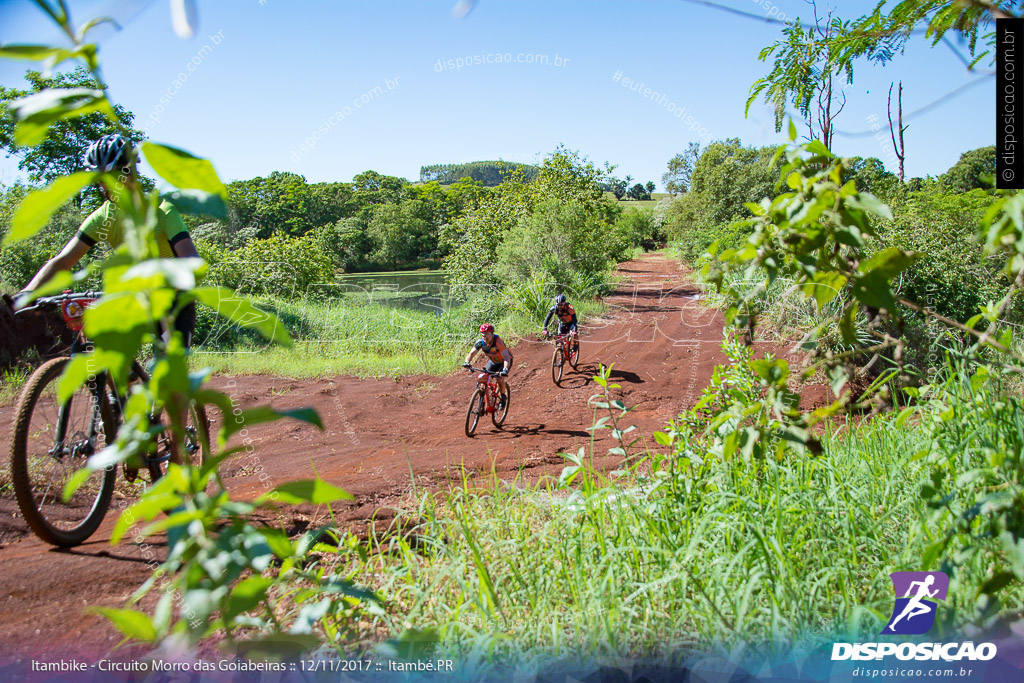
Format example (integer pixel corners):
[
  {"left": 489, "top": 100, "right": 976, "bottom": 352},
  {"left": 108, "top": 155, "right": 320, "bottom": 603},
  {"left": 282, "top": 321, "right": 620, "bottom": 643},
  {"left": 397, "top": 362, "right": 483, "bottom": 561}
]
[
  {"left": 662, "top": 142, "right": 700, "bottom": 195},
  {"left": 746, "top": 5, "right": 853, "bottom": 149},
  {"left": 367, "top": 200, "right": 432, "bottom": 269},
  {"left": 939, "top": 146, "right": 996, "bottom": 193},
  {"left": 608, "top": 177, "right": 628, "bottom": 200},
  {"left": 0, "top": 67, "right": 144, "bottom": 186},
  {"left": 628, "top": 183, "right": 651, "bottom": 201},
  {"left": 645, "top": 181, "right": 656, "bottom": 195}
]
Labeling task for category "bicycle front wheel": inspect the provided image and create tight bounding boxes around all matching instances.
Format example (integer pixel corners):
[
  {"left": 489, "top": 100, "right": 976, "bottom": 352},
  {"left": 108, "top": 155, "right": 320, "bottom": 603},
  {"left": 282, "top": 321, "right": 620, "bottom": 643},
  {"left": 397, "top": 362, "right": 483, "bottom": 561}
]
[
  {"left": 569, "top": 339, "right": 580, "bottom": 369},
  {"left": 551, "top": 347, "right": 563, "bottom": 385},
  {"left": 10, "top": 357, "right": 117, "bottom": 546},
  {"left": 465, "top": 387, "right": 484, "bottom": 437}
]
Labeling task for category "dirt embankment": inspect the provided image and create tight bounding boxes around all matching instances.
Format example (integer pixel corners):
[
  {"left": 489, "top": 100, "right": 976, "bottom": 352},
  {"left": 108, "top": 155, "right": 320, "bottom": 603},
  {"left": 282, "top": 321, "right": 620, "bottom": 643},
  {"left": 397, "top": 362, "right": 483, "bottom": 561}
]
[{"left": 0, "top": 253, "right": 827, "bottom": 664}]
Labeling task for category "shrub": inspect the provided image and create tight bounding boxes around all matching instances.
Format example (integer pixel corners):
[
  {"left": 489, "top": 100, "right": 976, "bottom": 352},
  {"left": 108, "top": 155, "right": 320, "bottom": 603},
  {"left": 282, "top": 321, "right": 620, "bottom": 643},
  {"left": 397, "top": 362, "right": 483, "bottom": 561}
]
[{"left": 205, "top": 232, "right": 334, "bottom": 298}]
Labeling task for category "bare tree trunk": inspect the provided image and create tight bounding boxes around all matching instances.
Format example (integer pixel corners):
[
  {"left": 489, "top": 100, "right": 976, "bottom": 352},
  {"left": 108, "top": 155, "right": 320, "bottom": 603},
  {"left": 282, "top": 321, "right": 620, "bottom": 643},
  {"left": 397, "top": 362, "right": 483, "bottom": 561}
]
[{"left": 888, "top": 82, "right": 908, "bottom": 182}]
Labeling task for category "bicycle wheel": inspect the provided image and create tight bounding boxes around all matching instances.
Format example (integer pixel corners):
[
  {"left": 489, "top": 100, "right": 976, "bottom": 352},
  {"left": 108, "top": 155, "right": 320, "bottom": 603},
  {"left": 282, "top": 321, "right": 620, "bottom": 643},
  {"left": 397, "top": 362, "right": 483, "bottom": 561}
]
[
  {"left": 10, "top": 357, "right": 117, "bottom": 547},
  {"left": 551, "top": 347, "right": 563, "bottom": 385},
  {"left": 465, "top": 387, "right": 484, "bottom": 437},
  {"left": 146, "top": 402, "right": 211, "bottom": 481},
  {"left": 491, "top": 384, "right": 511, "bottom": 428},
  {"left": 569, "top": 339, "right": 580, "bottom": 369}
]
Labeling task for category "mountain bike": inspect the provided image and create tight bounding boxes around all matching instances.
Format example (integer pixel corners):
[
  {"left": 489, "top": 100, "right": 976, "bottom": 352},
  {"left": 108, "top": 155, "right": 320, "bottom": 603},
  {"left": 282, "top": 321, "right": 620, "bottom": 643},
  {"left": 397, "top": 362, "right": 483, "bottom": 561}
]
[
  {"left": 462, "top": 365, "right": 511, "bottom": 437},
  {"left": 547, "top": 331, "right": 580, "bottom": 385},
  {"left": 9, "top": 292, "right": 209, "bottom": 547}
]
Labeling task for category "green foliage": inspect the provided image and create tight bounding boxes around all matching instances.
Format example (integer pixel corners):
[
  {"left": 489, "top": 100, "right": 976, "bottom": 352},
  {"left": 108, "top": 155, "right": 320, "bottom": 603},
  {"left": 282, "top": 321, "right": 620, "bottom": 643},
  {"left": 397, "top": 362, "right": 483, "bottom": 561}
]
[
  {"left": 444, "top": 146, "right": 626, "bottom": 287},
  {"left": 662, "top": 142, "right": 700, "bottom": 196},
  {"left": 0, "top": 67, "right": 145, "bottom": 186},
  {"left": 939, "top": 146, "right": 996, "bottom": 193},
  {"left": 495, "top": 200, "right": 626, "bottom": 286},
  {"left": 367, "top": 199, "right": 433, "bottom": 269},
  {"left": 913, "top": 365, "right": 1024, "bottom": 614},
  {"left": 204, "top": 232, "right": 334, "bottom": 297},
  {"left": 873, "top": 187, "right": 1007, "bottom": 324}
]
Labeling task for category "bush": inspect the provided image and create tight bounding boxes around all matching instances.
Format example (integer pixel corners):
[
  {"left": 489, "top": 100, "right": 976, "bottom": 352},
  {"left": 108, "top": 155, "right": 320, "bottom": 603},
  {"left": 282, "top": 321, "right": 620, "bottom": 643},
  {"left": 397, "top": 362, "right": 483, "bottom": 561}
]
[
  {"left": 496, "top": 200, "right": 625, "bottom": 285},
  {"left": 204, "top": 232, "right": 334, "bottom": 298},
  {"left": 874, "top": 188, "right": 1009, "bottom": 324}
]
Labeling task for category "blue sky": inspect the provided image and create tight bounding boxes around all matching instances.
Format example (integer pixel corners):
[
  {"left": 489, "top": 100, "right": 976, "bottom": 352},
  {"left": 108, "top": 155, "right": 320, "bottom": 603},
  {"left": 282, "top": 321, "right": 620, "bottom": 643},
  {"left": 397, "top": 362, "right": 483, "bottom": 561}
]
[{"left": 0, "top": 0, "right": 995, "bottom": 188}]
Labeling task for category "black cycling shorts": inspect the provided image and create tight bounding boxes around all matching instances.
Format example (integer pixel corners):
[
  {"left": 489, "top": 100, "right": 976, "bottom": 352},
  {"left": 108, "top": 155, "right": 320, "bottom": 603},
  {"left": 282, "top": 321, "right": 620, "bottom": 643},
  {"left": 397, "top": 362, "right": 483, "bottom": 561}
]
[{"left": 486, "top": 358, "right": 513, "bottom": 375}]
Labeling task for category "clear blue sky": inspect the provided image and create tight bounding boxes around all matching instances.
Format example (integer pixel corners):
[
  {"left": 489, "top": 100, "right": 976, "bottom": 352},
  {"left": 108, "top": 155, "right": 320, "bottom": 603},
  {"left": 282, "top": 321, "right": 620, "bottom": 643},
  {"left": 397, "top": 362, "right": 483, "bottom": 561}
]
[{"left": 0, "top": 0, "right": 995, "bottom": 188}]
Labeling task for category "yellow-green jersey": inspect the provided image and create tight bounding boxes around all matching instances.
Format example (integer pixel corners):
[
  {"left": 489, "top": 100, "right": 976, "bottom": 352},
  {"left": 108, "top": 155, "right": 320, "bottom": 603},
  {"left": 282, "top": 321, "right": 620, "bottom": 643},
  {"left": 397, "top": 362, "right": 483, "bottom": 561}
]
[{"left": 76, "top": 199, "right": 190, "bottom": 258}]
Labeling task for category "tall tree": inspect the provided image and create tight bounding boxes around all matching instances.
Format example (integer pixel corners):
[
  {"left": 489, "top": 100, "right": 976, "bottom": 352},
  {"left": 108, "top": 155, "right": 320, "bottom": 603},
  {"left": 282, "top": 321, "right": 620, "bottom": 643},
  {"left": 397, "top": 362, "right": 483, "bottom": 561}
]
[
  {"left": 662, "top": 142, "right": 700, "bottom": 196},
  {"left": 0, "top": 67, "right": 143, "bottom": 185}
]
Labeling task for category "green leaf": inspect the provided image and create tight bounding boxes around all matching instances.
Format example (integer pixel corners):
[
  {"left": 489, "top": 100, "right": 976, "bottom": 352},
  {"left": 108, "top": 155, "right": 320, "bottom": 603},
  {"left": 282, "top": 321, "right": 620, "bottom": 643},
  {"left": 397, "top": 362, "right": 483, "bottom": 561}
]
[
  {"left": 6, "top": 172, "right": 95, "bottom": 244},
  {"left": 225, "top": 576, "right": 273, "bottom": 620},
  {"left": 62, "top": 468, "right": 94, "bottom": 502},
  {"left": 787, "top": 118, "right": 797, "bottom": 141},
  {"left": 13, "top": 88, "right": 116, "bottom": 147},
  {"left": 858, "top": 248, "right": 918, "bottom": 279},
  {"left": 191, "top": 287, "right": 292, "bottom": 347},
  {"left": 259, "top": 479, "right": 354, "bottom": 505},
  {"left": 0, "top": 44, "right": 74, "bottom": 62},
  {"left": 846, "top": 192, "right": 893, "bottom": 220},
  {"left": 141, "top": 142, "right": 226, "bottom": 196},
  {"left": 802, "top": 271, "right": 847, "bottom": 309},
  {"left": 160, "top": 189, "right": 229, "bottom": 220},
  {"left": 91, "top": 607, "right": 157, "bottom": 642}
]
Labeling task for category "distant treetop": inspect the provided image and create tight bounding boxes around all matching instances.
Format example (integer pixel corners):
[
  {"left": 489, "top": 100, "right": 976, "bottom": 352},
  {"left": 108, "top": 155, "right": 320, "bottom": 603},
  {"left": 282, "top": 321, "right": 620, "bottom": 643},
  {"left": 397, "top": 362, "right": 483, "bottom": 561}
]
[{"left": 419, "top": 161, "right": 540, "bottom": 186}]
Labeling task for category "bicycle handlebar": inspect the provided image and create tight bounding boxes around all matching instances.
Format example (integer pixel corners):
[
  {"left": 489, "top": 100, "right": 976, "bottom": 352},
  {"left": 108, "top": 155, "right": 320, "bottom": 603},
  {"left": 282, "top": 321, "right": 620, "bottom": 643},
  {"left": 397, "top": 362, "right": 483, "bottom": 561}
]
[
  {"left": 14, "top": 291, "right": 103, "bottom": 314},
  {"left": 465, "top": 365, "right": 504, "bottom": 376}
]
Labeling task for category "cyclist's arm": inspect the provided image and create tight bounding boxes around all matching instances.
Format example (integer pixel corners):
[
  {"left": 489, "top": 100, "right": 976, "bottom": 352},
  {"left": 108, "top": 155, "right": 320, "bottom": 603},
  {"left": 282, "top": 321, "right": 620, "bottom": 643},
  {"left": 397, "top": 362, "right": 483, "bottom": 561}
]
[
  {"left": 495, "top": 338, "right": 512, "bottom": 369},
  {"left": 570, "top": 312, "right": 579, "bottom": 332},
  {"left": 465, "top": 347, "right": 479, "bottom": 366},
  {"left": 23, "top": 235, "right": 92, "bottom": 292},
  {"left": 171, "top": 235, "right": 199, "bottom": 259},
  {"left": 543, "top": 307, "right": 555, "bottom": 329}
]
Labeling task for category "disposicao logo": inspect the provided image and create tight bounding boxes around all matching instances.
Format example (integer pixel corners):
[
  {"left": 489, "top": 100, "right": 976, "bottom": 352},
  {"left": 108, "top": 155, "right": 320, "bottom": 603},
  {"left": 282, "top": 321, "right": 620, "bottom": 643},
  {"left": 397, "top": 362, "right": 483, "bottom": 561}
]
[
  {"left": 831, "top": 570, "right": 997, "bottom": 662},
  {"left": 883, "top": 571, "right": 948, "bottom": 635}
]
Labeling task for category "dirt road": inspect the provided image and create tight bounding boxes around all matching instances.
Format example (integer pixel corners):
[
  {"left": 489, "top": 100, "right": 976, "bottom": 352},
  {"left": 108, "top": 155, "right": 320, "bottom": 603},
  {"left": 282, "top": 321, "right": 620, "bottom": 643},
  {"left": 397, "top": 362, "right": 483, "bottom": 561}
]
[{"left": 0, "top": 253, "right": 820, "bottom": 664}]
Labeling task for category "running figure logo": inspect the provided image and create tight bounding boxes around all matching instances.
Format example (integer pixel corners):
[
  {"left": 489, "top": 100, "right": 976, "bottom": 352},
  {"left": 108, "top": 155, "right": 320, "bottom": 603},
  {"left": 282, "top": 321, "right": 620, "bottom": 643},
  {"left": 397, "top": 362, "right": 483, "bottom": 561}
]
[{"left": 883, "top": 571, "right": 949, "bottom": 635}]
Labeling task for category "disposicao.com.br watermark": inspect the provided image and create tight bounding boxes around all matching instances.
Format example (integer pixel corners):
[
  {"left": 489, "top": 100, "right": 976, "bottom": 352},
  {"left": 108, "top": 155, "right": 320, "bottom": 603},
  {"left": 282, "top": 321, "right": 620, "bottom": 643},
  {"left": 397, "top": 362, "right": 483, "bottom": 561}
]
[{"left": 435, "top": 51, "right": 570, "bottom": 72}]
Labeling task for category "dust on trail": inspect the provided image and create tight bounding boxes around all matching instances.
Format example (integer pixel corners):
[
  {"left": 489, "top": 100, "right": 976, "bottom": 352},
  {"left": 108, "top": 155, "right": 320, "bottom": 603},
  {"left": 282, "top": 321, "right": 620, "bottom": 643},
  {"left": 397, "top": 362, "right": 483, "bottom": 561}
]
[{"left": 0, "top": 253, "right": 824, "bottom": 663}]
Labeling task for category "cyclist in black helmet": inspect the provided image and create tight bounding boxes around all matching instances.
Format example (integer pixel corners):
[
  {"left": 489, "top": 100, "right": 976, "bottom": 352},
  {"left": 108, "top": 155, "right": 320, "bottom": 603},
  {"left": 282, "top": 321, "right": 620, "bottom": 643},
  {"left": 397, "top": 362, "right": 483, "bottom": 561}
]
[
  {"left": 543, "top": 293, "right": 579, "bottom": 351},
  {"left": 21, "top": 134, "right": 201, "bottom": 346}
]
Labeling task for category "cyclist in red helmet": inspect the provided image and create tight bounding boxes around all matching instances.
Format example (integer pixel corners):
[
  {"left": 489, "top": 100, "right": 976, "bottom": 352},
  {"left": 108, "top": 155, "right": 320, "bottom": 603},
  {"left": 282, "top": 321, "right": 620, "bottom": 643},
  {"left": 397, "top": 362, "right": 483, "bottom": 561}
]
[{"left": 463, "top": 323, "right": 512, "bottom": 409}]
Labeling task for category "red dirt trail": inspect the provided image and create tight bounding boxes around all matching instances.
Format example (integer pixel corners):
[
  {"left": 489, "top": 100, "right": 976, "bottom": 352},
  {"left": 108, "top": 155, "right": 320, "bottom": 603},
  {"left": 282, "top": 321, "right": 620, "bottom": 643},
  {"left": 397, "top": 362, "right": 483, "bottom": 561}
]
[{"left": 0, "top": 253, "right": 824, "bottom": 664}]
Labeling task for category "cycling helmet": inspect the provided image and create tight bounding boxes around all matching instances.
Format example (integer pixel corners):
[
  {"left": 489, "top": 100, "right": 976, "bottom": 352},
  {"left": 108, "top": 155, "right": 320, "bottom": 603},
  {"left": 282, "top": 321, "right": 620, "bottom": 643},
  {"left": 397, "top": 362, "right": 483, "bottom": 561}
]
[
  {"left": 83, "top": 134, "right": 134, "bottom": 172},
  {"left": 555, "top": 294, "right": 567, "bottom": 305},
  {"left": 479, "top": 323, "right": 494, "bottom": 334}
]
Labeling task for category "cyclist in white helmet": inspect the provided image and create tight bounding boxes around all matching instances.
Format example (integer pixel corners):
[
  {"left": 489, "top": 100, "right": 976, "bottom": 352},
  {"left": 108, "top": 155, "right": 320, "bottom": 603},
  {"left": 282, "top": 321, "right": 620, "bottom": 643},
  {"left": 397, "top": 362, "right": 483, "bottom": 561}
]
[{"left": 20, "top": 134, "right": 201, "bottom": 346}]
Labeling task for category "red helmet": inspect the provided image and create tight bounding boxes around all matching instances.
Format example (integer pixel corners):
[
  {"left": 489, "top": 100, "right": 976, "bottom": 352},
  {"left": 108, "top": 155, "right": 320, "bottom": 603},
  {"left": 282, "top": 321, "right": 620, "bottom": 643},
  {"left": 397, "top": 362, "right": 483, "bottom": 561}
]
[{"left": 479, "top": 323, "right": 494, "bottom": 334}]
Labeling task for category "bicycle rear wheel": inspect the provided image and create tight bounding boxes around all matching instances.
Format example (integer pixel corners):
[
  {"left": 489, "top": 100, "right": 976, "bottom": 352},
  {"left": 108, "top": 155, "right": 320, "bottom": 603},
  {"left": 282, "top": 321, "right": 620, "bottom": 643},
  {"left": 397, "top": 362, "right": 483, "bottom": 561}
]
[
  {"left": 551, "top": 347, "right": 563, "bottom": 385},
  {"left": 10, "top": 357, "right": 117, "bottom": 547},
  {"left": 491, "top": 384, "right": 511, "bottom": 428},
  {"left": 465, "top": 387, "right": 484, "bottom": 437}
]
